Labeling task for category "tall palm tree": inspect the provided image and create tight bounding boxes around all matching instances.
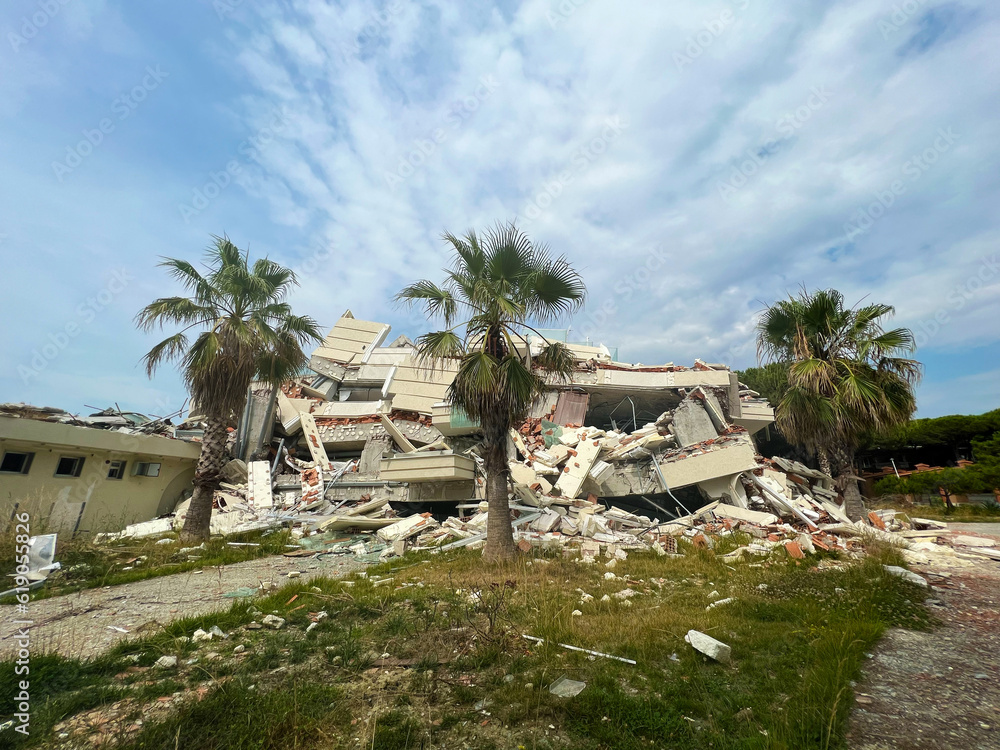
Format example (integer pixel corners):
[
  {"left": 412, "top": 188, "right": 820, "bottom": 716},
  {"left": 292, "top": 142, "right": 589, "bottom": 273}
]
[
  {"left": 136, "top": 236, "right": 322, "bottom": 542},
  {"left": 756, "top": 289, "right": 921, "bottom": 520},
  {"left": 397, "top": 223, "right": 586, "bottom": 561}
]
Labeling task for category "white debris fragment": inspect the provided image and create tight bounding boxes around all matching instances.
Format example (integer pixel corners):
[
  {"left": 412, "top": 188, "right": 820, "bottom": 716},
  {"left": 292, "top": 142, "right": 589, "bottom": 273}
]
[
  {"left": 684, "top": 630, "right": 732, "bottom": 664},
  {"left": 883, "top": 565, "right": 928, "bottom": 587}
]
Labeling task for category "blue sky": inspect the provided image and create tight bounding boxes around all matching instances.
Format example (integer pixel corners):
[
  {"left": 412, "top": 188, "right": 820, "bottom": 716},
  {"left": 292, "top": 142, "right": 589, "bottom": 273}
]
[{"left": 0, "top": 0, "right": 997, "bottom": 420}]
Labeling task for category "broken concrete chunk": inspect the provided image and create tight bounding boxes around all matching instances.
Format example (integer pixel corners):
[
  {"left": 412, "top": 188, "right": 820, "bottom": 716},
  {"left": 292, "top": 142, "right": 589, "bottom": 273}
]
[
  {"left": 262, "top": 614, "right": 286, "bottom": 629},
  {"left": 952, "top": 535, "right": 996, "bottom": 548},
  {"left": 154, "top": 655, "right": 178, "bottom": 669},
  {"left": 549, "top": 675, "right": 587, "bottom": 698},
  {"left": 883, "top": 565, "right": 928, "bottom": 587},
  {"left": 377, "top": 513, "right": 439, "bottom": 542},
  {"left": 684, "top": 630, "right": 732, "bottom": 664}
]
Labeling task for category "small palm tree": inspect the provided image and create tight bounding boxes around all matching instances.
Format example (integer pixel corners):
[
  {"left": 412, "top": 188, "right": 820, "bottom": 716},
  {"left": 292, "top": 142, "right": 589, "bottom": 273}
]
[
  {"left": 756, "top": 289, "right": 921, "bottom": 519},
  {"left": 397, "top": 223, "right": 586, "bottom": 561},
  {"left": 137, "top": 236, "right": 322, "bottom": 542}
]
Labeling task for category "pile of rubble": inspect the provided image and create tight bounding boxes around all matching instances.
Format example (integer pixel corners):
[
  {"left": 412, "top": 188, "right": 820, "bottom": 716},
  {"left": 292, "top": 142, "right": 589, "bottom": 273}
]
[
  {"left": 0, "top": 402, "right": 205, "bottom": 440},
  {"left": 93, "top": 309, "right": 999, "bottom": 570}
]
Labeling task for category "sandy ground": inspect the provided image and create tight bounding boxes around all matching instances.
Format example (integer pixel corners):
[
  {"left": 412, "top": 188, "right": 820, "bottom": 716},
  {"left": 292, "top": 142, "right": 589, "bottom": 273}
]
[
  {"left": 847, "top": 526, "right": 1000, "bottom": 749},
  {"left": 0, "top": 553, "right": 366, "bottom": 660}
]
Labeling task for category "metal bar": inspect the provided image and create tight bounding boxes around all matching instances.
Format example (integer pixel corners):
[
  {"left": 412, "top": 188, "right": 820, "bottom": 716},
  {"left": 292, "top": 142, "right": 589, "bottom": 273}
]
[{"left": 522, "top": 634, "right": 636, "bottom": 665}]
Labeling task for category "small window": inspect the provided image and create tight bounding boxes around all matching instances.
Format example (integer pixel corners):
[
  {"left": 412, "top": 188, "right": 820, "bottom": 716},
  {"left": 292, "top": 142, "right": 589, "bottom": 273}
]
[
  {"left": 132, "top": 462, "right": 161, "bottom": 477},
  {"left": 107, "top": 460, "right": 127, "bottom": 480},
  {"left": 0, "top": 451, "right": 34, "bottom": 474},
  {"left": 55, "top": 456, "right": 85, "bottom": 478}
]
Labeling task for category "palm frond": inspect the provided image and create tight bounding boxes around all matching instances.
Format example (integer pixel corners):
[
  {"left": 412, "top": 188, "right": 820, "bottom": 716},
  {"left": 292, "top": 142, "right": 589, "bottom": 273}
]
[{"left": 395, "top": 280, "right": 458, "bottom": 325}]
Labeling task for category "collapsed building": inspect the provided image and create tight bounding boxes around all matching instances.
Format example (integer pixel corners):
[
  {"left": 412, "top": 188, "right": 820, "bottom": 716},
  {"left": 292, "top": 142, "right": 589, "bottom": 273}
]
[
  {"left": 240, "top": 312, "right": 776, "bottom": 511},
  {"left": 141, "top": 310, "right": 800, "bottom": 540}
]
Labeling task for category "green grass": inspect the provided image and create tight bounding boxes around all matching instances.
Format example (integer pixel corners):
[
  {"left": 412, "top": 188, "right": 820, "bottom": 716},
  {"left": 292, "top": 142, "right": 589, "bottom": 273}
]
[
  {"left": 0, "top": 543, "right": 931, "bottom": 750},
  {"left": 870, "top": 498, "right": 1000, "bottom": 523},
  {"left": 0, "top": 527, "right": 295, "bottom": 601}
]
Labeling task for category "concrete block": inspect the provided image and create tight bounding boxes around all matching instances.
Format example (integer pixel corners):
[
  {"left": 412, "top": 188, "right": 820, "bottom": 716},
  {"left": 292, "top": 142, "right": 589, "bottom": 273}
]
[{"left": 684, "top": 630, "right": 731, "bottom": 664}]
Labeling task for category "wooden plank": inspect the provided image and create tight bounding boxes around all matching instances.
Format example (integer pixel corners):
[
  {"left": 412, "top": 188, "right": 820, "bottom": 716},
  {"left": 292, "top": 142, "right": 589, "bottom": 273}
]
[
  {"left": 247, "top": 460, "right": 274, "bottom": 509},
  {"left": 299, "top": 412, "right": 333, "bottom": 472}
]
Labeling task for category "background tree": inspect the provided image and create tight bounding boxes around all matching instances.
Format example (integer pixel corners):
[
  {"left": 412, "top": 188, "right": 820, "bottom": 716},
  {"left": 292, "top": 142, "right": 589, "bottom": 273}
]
[
  {"left": 137, "top": 237, "right": 322, "bottom": 542},
  {"left": 756, "top": 289, "right": 921, "bottom": 520},
  {"left": 397, "top": 223, "right": 585, "bottom": 562}
]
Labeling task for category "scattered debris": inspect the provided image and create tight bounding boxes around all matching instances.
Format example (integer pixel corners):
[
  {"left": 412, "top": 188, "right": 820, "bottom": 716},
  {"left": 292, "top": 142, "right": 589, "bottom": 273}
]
[
  {"left": 685, "top": 630, "right": 732, "bottom": 664},
  {"left": 883, "top": 565, "right": 929, "bottom": 587},
  {"left": 523, "top": 634, "right": 637, "bottom": 665},
  {"left": 549, "top": 675, "right": 588, "bottom": 698},
  {"left": 261, "top": 615, "right": 286, "bottom": 629}
]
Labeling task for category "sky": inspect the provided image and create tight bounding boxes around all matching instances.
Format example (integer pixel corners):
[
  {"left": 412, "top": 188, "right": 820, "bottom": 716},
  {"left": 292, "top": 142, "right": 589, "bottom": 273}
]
[{"left": 0, "top": 0, "right": 997, "bottom": 420}]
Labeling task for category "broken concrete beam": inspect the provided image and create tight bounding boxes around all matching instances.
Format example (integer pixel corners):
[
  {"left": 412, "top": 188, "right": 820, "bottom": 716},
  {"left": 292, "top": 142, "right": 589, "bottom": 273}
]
[
  {"left": 379, "top": 414, "right": 416, "bottom": 453},
  {"left": 555, "top": 437, "right": 602, "bottom": 499},
  {"left": 509, "top": 461, "right": 538, "bottom": 487},
  {"left": 657, "top": 437, "right": 757, "bottom": 491},
  {"left": 534, "top": 445, "right": 571, "bottom": 467},
  {"left": 299, "top": 412, "right": 334, "bottom": 472},
  {"left": 684, "top": 630, "right": 732, "bottom": 664},
  {"left": 510, "top": 429, "right": 532, "bottom": 458},
  {"left": 558, "top": 429, "right": 581, "bottom": 447},
  {"left": 377, "top": 513, "right": 439, "bottom": 542},
  {"left": 220, "top": 459, "right": 249, "bottom": 483},
  {"left": 671, "top": 394, "right": 719, "bottom": 447},
  {"left": 247, "top": 460, "right": 274, "bottom": 509},
  {"left": 952, "top": 535, "right": 996, "bottom": 548},
  {"left": 529, "top": 510, "right": 562, "bottom": 533},
  {"left": 710, "top": 503, "right": 777, "bottom": 526}
]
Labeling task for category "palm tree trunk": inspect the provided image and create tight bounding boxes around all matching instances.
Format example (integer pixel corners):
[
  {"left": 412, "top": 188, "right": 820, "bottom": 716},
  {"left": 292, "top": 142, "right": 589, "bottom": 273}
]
[
  {"left": 833, "top": 447, "right": 866, "bottom": 522},
  {"left": 481, "top": 439, "right": 515, "bottom": 563},
  {"left": 817, "top": 447, "right": 832, "bottom": 477},
  {"left": 180, "top": 415, "right": 229, "bottom": 542}
]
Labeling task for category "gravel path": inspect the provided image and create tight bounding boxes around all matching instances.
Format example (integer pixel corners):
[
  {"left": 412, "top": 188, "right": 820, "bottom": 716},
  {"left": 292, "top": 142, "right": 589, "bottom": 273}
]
[
  {"left": 847, "top": 526, "right": 1000, "bottom": 749},
  {"left": 0, "top": 553, "right": 366, "bottom": 661}
]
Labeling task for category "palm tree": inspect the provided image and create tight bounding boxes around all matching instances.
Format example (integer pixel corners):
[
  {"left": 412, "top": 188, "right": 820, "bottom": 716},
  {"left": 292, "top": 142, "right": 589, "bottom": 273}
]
[
  {"left": 136, "top": 236, "right": 322, "bottom": 542},
  {"left": 756, "top": 289, "right": 921, "bottom": 520},
  {"left": 397, "top": 223, "right": 586, "bottom": 561}
]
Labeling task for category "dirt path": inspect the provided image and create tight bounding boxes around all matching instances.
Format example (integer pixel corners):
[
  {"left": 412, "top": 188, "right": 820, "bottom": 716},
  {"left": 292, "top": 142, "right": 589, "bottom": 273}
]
[
  {"left": 0, "top": 553, "right": 366, "bottom": 661},
  {"left": 847, "top": 527, "right": 1000, "bottom": 749}
]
